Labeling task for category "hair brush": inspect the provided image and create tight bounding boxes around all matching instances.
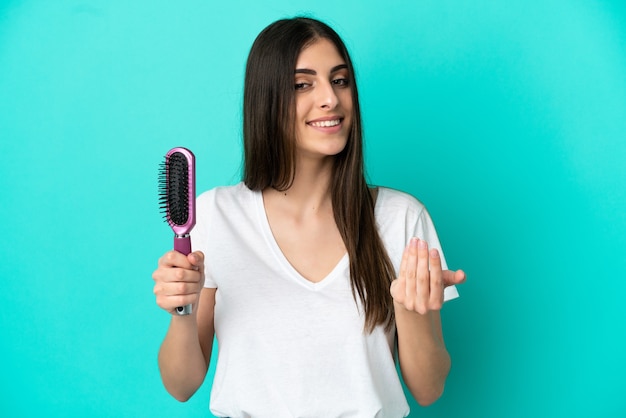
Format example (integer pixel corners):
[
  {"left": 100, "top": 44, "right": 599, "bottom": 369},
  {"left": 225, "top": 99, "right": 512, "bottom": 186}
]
[{"left": 159, "top": 147, "right": 196, "bottom": 316}]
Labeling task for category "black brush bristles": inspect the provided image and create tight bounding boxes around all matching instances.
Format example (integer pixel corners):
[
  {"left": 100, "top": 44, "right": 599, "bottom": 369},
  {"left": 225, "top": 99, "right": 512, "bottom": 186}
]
[{"left": 159, "top": 152, "right": 190, "bottom": 226}]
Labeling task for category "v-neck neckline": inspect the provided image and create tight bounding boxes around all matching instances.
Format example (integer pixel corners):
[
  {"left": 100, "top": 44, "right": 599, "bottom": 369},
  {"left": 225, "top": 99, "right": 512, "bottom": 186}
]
[{"left": 254, "top": 189, "right": 349, "bottom": 290}]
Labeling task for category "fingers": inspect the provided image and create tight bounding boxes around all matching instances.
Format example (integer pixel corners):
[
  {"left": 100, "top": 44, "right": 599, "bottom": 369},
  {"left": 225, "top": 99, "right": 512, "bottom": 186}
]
[
  {"left": 392, "top": 238, "right": 447, "bottom": 315},
  {"left": 428, "top": 248, "right": 444, "bottom": 311},
  {"left": 158, "top": 250, "right": 198, "bottom": 270},
  {"left": 405, "top": 238, "right": 419, "bottom": 310},
  {"left": 455, "top": 269, "right": 467, "bottom": 284},
  {"left": 442, "top": 269, "right": 467, "bottom": 286},
  {"left": 390, "top": 244, "right": 410, "bottom": 305},
  {"left": 153, "top": 250, "right": 205, "bottom": 314},
  {"left": 188, "top": 251, "right": 205, "bottom": 272},
  {"left": 415, "top": 238, "right": 431, "bottom": 313}
]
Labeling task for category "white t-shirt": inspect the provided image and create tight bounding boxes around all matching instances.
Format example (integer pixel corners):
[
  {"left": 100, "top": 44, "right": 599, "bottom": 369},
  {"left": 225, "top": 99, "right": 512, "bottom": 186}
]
[{"left": 191, "top": 182, "right": 458, "bottom": 418}]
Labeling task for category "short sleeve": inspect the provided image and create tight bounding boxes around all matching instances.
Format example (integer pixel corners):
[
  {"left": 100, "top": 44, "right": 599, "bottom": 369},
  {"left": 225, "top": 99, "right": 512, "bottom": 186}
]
[{"left": 191, "top": 191, "right": 218, "bottom": 289}]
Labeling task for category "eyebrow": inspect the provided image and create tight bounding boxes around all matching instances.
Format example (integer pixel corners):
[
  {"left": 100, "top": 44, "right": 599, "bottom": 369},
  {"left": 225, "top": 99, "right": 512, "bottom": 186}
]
[{"left": 294, "top": 64, "right": 348, "bottom": 75}]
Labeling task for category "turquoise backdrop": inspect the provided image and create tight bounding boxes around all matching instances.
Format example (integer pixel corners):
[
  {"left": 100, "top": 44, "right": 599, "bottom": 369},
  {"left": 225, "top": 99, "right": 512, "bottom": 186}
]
[{"left": 1, "top": 0, "right": 625, "bottom": 417}]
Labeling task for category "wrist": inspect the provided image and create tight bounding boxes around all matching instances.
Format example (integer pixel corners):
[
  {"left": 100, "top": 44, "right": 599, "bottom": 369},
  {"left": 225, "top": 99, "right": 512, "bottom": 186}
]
[{"left": 393, "top": 300, "right": 428, "bottom": 318}]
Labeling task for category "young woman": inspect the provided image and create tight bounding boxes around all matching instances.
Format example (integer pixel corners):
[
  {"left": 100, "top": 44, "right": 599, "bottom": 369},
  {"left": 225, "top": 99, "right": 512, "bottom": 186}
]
[{"left": 152, "top": 17, "right": 466, "bottom": 417}]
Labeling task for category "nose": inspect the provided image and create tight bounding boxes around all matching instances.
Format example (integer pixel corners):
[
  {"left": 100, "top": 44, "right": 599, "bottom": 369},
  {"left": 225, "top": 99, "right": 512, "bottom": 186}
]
[{"left": 317, "top": 80, "right": 339, "bottom": 110}]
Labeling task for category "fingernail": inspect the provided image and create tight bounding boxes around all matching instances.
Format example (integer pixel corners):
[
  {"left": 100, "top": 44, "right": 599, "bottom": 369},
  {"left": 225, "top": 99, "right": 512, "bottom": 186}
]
[
  {"left": 410, "top": 237, "right": 418, "bottom": 248},
  {"left": 418, "top": 239, "right": 427, "bottom": 249}
]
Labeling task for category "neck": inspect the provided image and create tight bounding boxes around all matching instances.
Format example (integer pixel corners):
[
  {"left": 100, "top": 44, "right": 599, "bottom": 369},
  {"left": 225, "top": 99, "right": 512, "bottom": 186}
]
[{"left": 265, "top": 156, "right": 334, "bottom": 215}]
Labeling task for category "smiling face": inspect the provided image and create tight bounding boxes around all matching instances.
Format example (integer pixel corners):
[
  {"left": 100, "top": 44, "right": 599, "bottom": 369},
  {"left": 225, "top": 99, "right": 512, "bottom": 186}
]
[{"left": 293, "top": 38, "right": 354, "bottom": 161}]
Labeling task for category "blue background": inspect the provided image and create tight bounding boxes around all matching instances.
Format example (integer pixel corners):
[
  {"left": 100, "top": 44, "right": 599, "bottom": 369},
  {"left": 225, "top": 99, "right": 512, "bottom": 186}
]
[{"left": 1, "top": 0, "right": 625, "bottom": 417}]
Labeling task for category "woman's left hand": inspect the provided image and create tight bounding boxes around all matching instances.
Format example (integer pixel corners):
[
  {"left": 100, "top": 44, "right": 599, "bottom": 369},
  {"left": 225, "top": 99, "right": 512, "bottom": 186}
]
[{"left": 390, "top": 237, "right": 466, "bottom": 315}]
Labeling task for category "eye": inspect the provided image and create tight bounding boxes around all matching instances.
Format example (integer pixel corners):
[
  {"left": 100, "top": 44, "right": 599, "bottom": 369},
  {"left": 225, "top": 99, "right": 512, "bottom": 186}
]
[
  {"left": 295, "top": 82, "right": 311, "bottom": 90},
  {"left": 332, "top": 78, "right": 350, "bottom": 87}
]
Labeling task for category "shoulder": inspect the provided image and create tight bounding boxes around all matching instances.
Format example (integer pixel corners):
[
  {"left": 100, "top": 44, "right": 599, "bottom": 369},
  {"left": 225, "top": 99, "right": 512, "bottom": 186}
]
[
  {"left": 375, "top": 187, "right": 426, "bottom": 217},
  {"left": 197, "top": 182, "right": 255, "bottom": 207},
  {"left": 374, "top": 187, "right": 440, "bottom": 242},
  {"left": 194, "top": 182, "right": 259, "bottom": 235}
]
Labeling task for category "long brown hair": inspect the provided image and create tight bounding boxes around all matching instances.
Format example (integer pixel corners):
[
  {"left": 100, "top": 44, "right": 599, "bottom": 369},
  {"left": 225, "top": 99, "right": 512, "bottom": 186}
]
[{"left": 243, "top": 17, "right": 396, "bottom": 332}]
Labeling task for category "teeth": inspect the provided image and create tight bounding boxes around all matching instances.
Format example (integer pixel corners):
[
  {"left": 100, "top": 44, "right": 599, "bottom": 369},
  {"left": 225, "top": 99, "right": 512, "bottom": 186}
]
[{"left": 310, "top": 119, "right": 340, "bottom": 127}]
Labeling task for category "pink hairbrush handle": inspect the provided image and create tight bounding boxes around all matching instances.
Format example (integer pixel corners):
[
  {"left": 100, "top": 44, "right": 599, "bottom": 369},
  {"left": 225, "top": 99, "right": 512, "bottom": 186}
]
[
  {"left": 174, "top": 235, "right": 193, "bottom": 315},
  {"left": 174, "top": 235, "right": 192, "bottom": 256}
]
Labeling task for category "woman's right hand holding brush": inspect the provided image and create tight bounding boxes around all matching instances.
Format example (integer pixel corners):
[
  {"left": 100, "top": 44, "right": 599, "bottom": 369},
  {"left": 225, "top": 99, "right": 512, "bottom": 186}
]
[{"left": 152, "top": 250, "right": 205, "bottom": 315}]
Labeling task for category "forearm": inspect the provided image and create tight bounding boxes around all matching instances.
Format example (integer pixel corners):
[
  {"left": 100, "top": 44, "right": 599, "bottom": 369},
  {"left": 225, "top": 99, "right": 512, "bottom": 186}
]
[
  {"left": 395, "top": 302, "right": 451, "bottom": 406},
  {"left": 158, "top": 314, "right": 210, "bottom": 402}
]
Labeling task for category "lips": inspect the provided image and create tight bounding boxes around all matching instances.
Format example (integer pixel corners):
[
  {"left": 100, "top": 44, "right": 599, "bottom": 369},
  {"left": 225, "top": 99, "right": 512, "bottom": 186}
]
[
  {"left": 309, "top": 119, "right": 341, "bottom": 127},
  {"left": 307, "top": 116, "right": 344, "bottom": 128}
]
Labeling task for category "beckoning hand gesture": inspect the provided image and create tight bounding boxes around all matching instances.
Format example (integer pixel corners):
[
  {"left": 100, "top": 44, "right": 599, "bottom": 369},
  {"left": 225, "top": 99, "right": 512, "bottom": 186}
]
[{"left": 390, "top": 238, "right": 466, "bottom": 315}]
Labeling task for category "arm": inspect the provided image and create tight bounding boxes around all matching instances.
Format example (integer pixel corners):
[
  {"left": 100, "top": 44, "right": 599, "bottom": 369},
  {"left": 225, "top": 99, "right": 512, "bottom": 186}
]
[
  {"left": 390, "top": 238, "right": 466, "bottom": 406},
  {"left": 153, "top": 251, "right": 216, "bottom": 402},
  {"left": 395, "top": 303, "right": 449, "bottom": 405}
]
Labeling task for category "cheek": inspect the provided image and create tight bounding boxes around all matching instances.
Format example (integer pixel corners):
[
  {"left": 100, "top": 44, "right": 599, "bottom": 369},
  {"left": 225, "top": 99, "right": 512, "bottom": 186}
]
[
  {"left": 295, "top": 96, "right": 310, "bottom": 121},
  {"left": 340, "top": 91, "right": 353, "bottom": 114}
]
